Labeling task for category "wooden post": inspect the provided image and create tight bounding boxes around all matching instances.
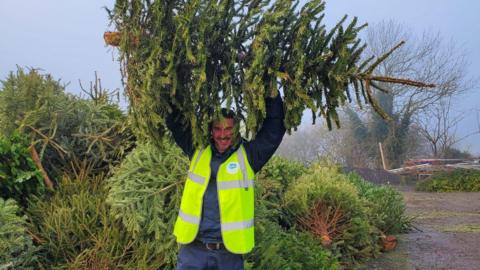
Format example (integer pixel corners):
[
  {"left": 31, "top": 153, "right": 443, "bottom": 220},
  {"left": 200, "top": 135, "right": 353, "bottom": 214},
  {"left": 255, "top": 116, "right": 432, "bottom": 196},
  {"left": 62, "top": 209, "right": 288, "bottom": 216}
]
[{"left": 379, "top": 142, "right": 387, "bottom": 170}]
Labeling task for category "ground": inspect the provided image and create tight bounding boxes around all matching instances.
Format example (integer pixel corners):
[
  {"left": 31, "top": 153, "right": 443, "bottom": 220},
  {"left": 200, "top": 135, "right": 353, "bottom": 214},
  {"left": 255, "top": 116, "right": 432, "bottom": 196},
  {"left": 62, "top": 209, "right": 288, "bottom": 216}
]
[{"left": 359, "top": 186, "right": 480, "bottom": 270}]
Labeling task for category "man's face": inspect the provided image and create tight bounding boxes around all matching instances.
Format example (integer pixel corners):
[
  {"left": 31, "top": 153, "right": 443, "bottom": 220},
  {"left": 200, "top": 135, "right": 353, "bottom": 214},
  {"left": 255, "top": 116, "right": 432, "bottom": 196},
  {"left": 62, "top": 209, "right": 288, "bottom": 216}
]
[{"left": 212, "top": 118, "right": 235, "bottom": 154}]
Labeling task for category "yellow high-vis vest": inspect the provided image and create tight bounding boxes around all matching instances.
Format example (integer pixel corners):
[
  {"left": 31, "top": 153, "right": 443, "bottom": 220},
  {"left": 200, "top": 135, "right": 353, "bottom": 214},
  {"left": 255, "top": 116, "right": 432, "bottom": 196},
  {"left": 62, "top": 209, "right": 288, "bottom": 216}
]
[{"left": 173, "top": 145, "right": 255, "bottom": 254}]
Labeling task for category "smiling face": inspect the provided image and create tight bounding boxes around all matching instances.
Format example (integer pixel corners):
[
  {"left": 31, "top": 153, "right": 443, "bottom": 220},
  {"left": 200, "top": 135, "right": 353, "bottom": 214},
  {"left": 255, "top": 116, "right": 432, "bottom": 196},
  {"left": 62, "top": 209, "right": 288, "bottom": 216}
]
[{"left": 212, "top": 117, "right": 236, "bottom": 154}]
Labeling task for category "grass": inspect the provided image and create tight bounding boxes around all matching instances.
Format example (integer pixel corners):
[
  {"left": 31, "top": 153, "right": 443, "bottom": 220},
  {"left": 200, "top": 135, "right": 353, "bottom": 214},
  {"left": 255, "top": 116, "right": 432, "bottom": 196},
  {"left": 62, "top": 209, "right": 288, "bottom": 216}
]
[
  {"left": 438, "top": 224, "right": 480, "bottom": 233},
  {"left": 415, "top": 211, "right": 480, "bottom": 220}
]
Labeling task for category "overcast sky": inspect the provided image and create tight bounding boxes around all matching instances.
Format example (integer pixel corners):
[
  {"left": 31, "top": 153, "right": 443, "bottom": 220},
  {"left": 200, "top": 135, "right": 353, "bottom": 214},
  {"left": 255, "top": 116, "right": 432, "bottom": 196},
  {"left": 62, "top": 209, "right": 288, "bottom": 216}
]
[{"left": 1, "top": 0, "right": 478, "bottom": 154}]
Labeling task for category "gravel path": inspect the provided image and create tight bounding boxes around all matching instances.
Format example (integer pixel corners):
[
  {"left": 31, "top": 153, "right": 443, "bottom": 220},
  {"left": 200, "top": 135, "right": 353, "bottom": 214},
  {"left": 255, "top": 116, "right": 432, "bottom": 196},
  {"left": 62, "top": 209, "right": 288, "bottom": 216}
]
[{"left": 359, "top": 189, "right": 480, "bottom": 270}]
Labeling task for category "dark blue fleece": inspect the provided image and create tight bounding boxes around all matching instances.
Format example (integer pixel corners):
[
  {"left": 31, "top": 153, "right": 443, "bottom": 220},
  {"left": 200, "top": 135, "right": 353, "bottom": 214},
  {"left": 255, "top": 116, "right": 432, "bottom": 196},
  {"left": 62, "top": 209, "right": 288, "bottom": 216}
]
[{"left": 167, "top": 95, "right": 286, "bottom": 243}]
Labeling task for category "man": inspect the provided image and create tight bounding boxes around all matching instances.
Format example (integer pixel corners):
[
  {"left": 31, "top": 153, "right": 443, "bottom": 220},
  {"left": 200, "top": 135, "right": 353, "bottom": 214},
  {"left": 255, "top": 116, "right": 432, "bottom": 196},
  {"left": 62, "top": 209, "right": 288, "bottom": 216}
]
[{"left": 167, "top": 94, "right": 285, "bottom": 270}]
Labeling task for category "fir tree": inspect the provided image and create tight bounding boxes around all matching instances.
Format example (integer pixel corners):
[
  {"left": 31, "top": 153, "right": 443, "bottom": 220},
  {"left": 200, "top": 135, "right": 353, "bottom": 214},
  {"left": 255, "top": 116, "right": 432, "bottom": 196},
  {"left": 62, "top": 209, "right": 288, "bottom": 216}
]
[
  {"left": 106, "top": 0, "right": 433, "bottom": 148},
  {"left": 0, "top": 198, "right": 38, "bottom": 269}
]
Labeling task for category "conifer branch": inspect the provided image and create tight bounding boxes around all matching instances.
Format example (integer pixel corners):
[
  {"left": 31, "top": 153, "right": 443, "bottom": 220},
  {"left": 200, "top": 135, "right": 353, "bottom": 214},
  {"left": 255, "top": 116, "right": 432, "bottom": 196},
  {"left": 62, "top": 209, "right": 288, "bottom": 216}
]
[{"left": 106, "top": 0, "right": 436, "bottom": 146}]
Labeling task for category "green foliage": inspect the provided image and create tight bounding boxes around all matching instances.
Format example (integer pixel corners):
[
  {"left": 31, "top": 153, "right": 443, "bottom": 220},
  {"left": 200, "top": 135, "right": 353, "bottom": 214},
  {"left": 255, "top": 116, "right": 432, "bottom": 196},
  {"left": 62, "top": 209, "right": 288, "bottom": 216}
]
[
  {"left": 0, "top": 198, "right": 39, "bottom": 269},
  {"left": 0, "top": 68, "right": 65, "bottom": 137},
  {"left": 344, "top": 107, "right": 368, "bottom": 142},
  {"left": 416, "top": 169, "right": 480, "bottom": 192},
  {"left": 0, "top": 67, "right": 134, "bottom": 180},
  {"left": 442, "top": 147, "right": 473, "bottom": 159},
  {"left": 27, "top": 176, "right": 120, "bottom": 268},
  {"left": 0, "top": 132, "right": 44, "bottom": 206},
  {"left": 285, "top": 164, "right": 362, "bottom": 218},
  {"left": 344, "top": 91, "right": 413, "bottom": 168},
  {"left": 27, "top": 174, "right": 174, "bottom": 269},
  {"left": 245, "top": 221, "right": 339, "bottom": 270},
  {"left": 255, "top": 158, "right": 412, "bottom": 266},
  {"left": 106, "top": 0, "right": 405, "bottom": 148},
  {"left": 106, "top": 142, "right": 189, "bottom": 267},
  {"left": 253, "top": 194, "right": 340, "bottom": 268},
  {"left": 346, "top": 173, "right": 411, "bottom": 234},
  {"left": 255, "top": 156, "right": 307, "bottom": 225},
  {"left": 10, "top": 121, "right": 411, "bottom": 269},
  {"left": 26, "top": 96, "right": 134, "bottom": 178},
  {"left": 284, "top": 164, "right": 380, "bottom": 266},
  {"left": 20, "top": 138, "right": 411, "bottom": 268},
  {"left": 370, "top": 90, "right": 393, "bottom": 143},
  {"left": 383, "top": 112, "right": 412, "bottom": 168},
  {"left": 257, "top": 156, "right": 307, "bottom": 190}
]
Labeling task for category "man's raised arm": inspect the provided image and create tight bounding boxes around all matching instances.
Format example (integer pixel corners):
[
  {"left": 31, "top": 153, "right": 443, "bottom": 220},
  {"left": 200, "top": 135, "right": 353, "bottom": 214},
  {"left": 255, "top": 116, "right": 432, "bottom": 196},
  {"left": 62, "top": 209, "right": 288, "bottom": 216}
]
[
  {"left": 244, "top": 94, "right": 286, "bottom": 172},
  {"left": 166, "top": 104, "right": 195, "bottom": 158}
]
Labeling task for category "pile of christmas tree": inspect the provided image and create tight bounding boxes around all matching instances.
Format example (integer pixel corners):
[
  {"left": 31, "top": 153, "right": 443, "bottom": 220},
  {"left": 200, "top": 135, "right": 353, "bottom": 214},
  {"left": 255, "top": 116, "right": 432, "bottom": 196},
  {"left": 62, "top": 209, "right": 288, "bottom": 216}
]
[
  {"left": 1, "top": 0, "right": 423, "bottom": 268},
  {"left": 0, "top": 70, "right": 411, "bottom": 268}
]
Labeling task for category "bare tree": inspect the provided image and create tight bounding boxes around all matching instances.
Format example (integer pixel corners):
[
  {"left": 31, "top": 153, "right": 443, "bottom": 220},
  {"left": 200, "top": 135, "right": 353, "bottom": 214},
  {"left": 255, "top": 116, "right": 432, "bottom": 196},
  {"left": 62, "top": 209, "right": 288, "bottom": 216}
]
[
  {"left": 366, "top": 20, "right": 472, "bottom": 113},
  {"left": 416, "top": 98, "right": 473, "bottom": 157},
  {"left": 352, "top": 20, "right": 475, "bottom": 168}
]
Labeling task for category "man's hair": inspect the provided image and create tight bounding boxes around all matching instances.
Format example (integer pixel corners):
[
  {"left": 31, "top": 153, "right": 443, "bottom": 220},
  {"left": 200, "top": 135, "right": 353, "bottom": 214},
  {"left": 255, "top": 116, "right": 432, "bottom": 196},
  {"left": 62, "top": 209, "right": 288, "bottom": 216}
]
[
  {"left": 219, "top": 108, "right": 236, "bottom": 121},
  {"left": 210, "top": 108, "right": 242, "bottom": 131},
  {"left": 211, "top": 108, "right": 241, "bottom": 123}
]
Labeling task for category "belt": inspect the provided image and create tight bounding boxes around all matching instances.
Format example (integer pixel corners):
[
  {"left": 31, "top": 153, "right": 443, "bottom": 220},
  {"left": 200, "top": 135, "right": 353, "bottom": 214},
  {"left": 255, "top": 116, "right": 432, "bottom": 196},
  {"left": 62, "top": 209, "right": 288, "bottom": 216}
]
[{"left": 193, "top": 240, "right": 225, "bottom": 250}]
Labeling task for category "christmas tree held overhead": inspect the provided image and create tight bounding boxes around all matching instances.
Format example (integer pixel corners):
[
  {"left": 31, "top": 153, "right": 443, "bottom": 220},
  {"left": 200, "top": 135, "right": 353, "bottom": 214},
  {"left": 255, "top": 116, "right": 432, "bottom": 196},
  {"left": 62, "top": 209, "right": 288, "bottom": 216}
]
[{"left": 106, "top": 0, "right": 434, "bottom": 148}]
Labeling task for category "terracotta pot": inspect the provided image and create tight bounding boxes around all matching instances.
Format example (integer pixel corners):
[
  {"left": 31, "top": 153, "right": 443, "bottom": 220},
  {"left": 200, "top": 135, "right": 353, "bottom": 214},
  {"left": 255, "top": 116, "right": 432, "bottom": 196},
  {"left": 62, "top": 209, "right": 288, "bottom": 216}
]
[{"left": 382, "top": 235, "right": 397, "bottom": 252}]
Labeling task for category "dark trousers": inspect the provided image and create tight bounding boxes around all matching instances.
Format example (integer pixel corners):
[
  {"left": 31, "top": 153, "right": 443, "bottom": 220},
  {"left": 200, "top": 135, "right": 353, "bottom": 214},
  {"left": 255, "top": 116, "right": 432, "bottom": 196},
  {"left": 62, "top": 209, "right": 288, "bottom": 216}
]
[{"left": 176, "top": 242, "right": 244, "bottom": 270}]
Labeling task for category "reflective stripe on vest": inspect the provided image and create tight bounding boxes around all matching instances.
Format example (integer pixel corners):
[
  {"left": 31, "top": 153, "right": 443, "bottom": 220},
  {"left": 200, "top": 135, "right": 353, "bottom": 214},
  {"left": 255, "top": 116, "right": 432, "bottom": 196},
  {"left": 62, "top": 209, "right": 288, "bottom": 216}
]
[
  {"left": 178, "top": 209, "right": 200, "bottom": 225},
  {"left": 217, "top": 180, "right": 254, "bottom": 190},
  {"left": 173, "top": 145, "right": 255, "bottom": 254},
  {"left": 222, "top": 219, "right": 254, "bottom": 231},
  {"left": 187, "top": 172, "right": 206, "bottom": 185}
]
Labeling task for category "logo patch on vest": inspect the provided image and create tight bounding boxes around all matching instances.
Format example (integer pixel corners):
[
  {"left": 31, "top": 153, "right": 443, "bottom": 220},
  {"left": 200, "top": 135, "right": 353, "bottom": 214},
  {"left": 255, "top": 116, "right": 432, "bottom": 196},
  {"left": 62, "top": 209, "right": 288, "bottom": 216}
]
[{"left": 226, "top": 162, "right": 240, "bottom": 174}]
